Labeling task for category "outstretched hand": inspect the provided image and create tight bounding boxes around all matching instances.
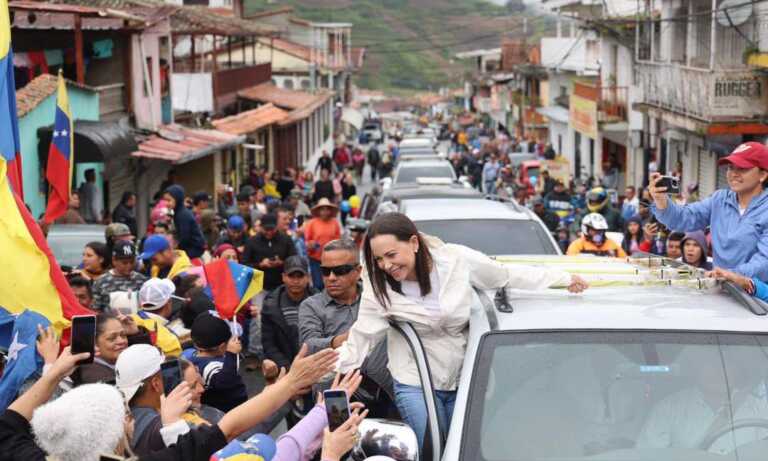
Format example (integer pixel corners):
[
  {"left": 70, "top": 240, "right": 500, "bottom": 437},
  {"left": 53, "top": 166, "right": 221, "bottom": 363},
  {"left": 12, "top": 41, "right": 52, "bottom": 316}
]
[
  {"left": 286, "top": 344, "right": 339, "bottom": 394},
  {"left": 36, "top": 325, "right": 59, "bottom": 365},
  {"left": 320, "top": 407, "right": 369, "bottom": 461},
  {"left": 567, "top": 275, "right": 589, "bottom": 293}
]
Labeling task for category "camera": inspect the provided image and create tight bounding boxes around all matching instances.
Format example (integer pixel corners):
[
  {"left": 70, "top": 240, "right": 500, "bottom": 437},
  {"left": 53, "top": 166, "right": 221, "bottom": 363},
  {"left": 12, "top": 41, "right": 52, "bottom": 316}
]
[{"left": 656, "top": 176, "right": 680, "bottom": 194}]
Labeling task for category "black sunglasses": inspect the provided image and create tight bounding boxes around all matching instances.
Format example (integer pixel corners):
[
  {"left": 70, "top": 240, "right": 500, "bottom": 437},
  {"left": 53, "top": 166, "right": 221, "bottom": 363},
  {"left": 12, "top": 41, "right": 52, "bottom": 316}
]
[{"left": 320, "top": 264, "right": 358, "bottom": 277}]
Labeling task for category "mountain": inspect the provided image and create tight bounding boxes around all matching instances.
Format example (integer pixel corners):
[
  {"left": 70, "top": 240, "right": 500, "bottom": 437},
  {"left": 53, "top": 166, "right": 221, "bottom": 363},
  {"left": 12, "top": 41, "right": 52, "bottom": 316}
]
[{"left": 244, "top": 0, "right": 550, "bottom": 92}]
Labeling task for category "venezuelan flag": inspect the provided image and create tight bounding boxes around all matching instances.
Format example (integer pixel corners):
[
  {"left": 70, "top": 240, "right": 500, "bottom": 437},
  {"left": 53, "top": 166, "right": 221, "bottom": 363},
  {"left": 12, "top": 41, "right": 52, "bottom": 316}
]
[
  {"left": 203, "top": 259, "right": 264, "bottom": 320},
  {"left": 43, "top": 72, "right": 73, "bottom": 224},
  {"left": 0, "top": 0, "right": 92, "bottom": 331},
  {"left": 0, "top": 0, "right": 21, "bottom": 198}
]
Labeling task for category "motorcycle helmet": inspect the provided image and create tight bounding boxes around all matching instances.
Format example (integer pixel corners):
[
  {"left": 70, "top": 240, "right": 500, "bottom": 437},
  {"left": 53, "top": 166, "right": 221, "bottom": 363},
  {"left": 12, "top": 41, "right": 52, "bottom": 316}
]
[
  {"left": 581, "top": 213, "right": 609, "bottom": 244},
  {"left": 351, "top": 418, "right": 418, "bottom": 461},
  {"left": 586, "top": 187, "right": 608, "bottom": 213}
]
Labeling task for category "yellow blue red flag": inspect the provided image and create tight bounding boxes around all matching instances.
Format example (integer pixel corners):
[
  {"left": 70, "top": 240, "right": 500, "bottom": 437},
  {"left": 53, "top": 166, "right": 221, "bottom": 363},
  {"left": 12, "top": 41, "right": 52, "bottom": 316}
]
[
  {"left": 43, "top": 72, "right": 73, "bottom": 224},
  {"left": 0, "top": 0, "right": 92, "bottom": 330}
]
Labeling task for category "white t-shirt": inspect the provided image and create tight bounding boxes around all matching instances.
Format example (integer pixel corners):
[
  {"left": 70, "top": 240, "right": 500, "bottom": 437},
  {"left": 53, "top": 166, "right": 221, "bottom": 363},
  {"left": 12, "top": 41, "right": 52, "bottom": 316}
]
[{"left": 400, "top": 268, "right": 441, "bottom": 316}]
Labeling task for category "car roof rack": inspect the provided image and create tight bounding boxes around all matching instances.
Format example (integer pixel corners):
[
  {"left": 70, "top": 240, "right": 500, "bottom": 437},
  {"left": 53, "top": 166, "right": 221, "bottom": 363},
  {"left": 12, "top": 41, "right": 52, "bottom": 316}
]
[{"left": 495, "top": 253, "right": 768, "bottom": 317}]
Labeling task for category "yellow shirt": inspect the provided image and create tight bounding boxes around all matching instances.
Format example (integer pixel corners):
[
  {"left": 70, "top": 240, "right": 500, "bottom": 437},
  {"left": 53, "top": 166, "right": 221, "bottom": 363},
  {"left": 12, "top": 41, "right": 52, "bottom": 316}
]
[
  {"left": 566, "top": 237, "right": 627, "bottom": 258},
  {"left": 151, "top": 250, "right": 192, "bottom": 279}
]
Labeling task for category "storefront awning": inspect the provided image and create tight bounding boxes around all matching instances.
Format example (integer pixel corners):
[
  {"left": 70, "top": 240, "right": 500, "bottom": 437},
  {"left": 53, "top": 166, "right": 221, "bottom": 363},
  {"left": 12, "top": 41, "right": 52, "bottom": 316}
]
[
  {"left": 341, "top": 107, "right": 364, "bottom": 130},
  {"left": 536, "top": 106, "right": 569, "bottom": 124},
  {"left": 131, "top": 124, "right": 245, "bottom": 164},
  {"left": 38, "top": 120, "right": 137, "bottom": 165}
]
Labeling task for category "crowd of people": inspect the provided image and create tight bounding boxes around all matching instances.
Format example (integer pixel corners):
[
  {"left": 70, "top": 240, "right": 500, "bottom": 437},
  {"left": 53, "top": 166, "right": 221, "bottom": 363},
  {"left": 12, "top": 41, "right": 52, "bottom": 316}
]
[{"left": 6, "top": 112, "right": 768, "bottom": 460}]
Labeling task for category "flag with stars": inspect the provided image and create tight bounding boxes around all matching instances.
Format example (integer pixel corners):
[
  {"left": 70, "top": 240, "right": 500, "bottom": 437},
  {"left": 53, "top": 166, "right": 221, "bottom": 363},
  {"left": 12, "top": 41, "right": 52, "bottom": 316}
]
[
  {"left": 203, "top": 259, "right": 263, "bottom": 320},
  {"left": 0, "top": 310, "right": 50, "bottom": 410},
  {"left": 43, "top": 72, "right": 73, "bottom": 224}
]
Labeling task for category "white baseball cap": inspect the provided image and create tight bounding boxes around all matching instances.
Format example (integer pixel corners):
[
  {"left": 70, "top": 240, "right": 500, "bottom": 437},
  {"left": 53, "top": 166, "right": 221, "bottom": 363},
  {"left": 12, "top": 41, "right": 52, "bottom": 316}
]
[
  {"left": 115, "top": 344, "right": 164, "bottom": 403},
  {"left": 139, "top": 278, "right": 178, "bottom": 311}
]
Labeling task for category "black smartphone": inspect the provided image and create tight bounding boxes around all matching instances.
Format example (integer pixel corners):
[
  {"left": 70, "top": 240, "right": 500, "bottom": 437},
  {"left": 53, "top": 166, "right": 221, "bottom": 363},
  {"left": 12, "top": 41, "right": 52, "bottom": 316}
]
[
  {"left": 161, "top": 359, "right": 182, "bottom": 396},
  {"left": 71, "top": 315, "right": 96, "bottom": 364},
  {"left": 656, "top": 175, "right": 681, "bottom": 194},
  {"left": 323, "top": 389, "right": 350, "bottom": 431}
]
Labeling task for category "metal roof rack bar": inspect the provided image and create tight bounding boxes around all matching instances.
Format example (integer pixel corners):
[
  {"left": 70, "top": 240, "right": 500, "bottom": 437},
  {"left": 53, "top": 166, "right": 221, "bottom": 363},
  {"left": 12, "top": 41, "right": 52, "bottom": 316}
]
[{"left": 722, "top": 281, "right": 768, "bottom": 316}]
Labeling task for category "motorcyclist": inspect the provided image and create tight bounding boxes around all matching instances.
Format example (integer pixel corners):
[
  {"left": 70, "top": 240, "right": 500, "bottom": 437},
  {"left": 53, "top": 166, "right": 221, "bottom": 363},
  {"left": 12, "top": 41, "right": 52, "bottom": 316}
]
[
  {"left": 579, "top": 187, "right": 624, "bottom": 232},
  {"left": 567, "top": 213, "right": 627, "bottom": 257}
]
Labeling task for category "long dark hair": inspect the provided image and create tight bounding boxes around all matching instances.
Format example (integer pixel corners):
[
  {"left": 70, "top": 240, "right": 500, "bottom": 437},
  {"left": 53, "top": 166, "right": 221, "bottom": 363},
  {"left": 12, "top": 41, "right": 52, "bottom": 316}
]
[
  {"left": 85, "top": 241, "right": 110, "bottom": 270},
  {"left": 363, "top": 212, "right": 433, "bottom": 308}
]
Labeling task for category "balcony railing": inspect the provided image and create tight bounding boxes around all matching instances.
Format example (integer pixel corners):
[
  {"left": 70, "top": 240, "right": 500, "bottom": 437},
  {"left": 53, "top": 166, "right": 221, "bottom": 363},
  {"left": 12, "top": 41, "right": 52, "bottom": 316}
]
[
  {"left": 636, "top": 62, "right": 767, "bottom": 122},
  {"left": 599, "top": 86, "right": 628, "bottom": 122}
]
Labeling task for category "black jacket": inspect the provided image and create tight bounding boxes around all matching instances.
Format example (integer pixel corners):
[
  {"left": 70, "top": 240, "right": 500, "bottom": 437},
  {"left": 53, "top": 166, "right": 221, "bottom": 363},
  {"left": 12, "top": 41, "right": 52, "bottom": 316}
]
[
  {"left": 166, "top": 185, "right": 206, "bottom": 259},
  {"left": 261, "top": 285, "right": 318, "bottom": 369},
  {"left": 242, "top": 233, "right": 297, "bottom": 290},
  {"left": 112, "top": 203, "right": 138, "bottom": 236}
]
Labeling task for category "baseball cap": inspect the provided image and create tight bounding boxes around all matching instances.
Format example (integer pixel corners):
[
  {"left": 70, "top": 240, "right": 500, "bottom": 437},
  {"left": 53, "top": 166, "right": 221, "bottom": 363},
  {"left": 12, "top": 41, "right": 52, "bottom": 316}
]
[
  {"left": 105, "top": 222, "right": 132, "bottom": 240},
  {"left": 228, "top": 215, "right": 246, "bottom": 231},
  {"left": 193, "top": 191, "right": 211, "bottom": 205},
  {"left": 139, "top": 278, "right": 179, "bottom": 310},
  {"left": 284, "top": 255, "right": 308, "bottom": 275},
  {"left": 112, "top": 240, "right": 136, "bottom": 259},
  {"left": 139, "top": 234, "right": 170, "bottom": 260},
  {"left": 260, "top": 213, "right": 277, "bottom": 230},
  {"left": 191, "top": 313, "right": 232, "bottom": 349},
  {"left": 718, "top": 142, "right": 768, "bottom": 170},
  {"left": 115, "top": 344, "right": 164, "bottom": 403},
  {"left": 236, "top": 191, "right": 251, "bottom": 203}
]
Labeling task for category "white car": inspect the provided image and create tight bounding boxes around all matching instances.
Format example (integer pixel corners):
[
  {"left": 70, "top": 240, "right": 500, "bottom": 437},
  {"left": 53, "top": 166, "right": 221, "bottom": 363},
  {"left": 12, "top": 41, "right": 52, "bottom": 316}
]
[
  {"left": 399, "top": 197, "right": 561, "bottom": 256},
  {"left": 355, "top": 256, "right": 768, "bottom": 461},
  {"left": 391, "top": 159, "right": 456, "bottom": 186}
]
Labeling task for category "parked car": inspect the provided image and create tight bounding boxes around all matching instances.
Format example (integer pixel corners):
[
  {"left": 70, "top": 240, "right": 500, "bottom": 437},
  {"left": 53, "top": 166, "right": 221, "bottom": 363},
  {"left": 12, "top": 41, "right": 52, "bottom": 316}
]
[
  {"left": 399, "top": 197, "right": 560, "bottom": 255},
  {"left": 46, "top": 224, "right": 106, "bottom": 271},
  {"left": 355, "top": 256, "right": 768, "bottom": 461}
]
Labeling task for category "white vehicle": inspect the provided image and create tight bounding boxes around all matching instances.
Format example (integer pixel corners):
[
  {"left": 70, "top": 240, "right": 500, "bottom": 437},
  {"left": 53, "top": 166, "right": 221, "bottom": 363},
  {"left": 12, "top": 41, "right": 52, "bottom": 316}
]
[
  {"left": 361, "top": 123, "right": 383, "bottom": 143},
  {"left": 392, "top": 159, "right": 456, "bottom": 186},
  {"left": 399, "top": 137, "right": 435, "bottom": 151},
  {"left": 354, "top": 256, "right": 768, "bottom": 461},
  {"left": 399, "top": 197, "right": 560, "bottom": 255}
]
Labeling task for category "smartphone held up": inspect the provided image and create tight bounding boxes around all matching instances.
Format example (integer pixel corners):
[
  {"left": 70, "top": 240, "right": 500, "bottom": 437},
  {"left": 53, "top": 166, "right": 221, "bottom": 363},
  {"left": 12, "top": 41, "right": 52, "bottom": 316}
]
[
  {"left": 71, "top": 315, "right": 96, "bottom": 364},
  {"left": 324, "top": 389, "right": 351, "bottom": 431}
]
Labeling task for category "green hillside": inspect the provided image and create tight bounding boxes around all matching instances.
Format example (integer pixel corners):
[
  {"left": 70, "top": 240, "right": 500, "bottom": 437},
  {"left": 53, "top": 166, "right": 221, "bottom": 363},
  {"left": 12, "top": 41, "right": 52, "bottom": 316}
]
[{"left": 244, "top": 0, "right": 549, "bottom": 91}]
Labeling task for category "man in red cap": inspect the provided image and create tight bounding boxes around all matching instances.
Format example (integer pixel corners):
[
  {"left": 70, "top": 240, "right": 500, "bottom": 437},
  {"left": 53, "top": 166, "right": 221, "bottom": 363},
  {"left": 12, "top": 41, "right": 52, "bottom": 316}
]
[{"left": 648, "top": 141, "right": 768, "bottom": 281}]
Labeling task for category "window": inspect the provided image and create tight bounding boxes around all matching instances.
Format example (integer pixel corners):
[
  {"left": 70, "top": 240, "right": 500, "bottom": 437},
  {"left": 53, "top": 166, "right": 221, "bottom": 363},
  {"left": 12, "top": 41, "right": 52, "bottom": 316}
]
[
  {"left": 283, "top": 79, "right": 294, "bottom": 90},
  {"left": 414, "top": 219, "right": 557, "bottom": 255},
  {"left": 301, "top": 79, "right": 311, "bottom": 90}
]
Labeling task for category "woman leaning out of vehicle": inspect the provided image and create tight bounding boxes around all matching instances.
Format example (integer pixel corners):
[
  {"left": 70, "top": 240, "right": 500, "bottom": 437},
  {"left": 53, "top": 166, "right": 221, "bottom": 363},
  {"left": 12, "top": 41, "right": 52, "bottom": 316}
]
[{"left": 334, "top": 212, "right": 589, "bottom": 447}]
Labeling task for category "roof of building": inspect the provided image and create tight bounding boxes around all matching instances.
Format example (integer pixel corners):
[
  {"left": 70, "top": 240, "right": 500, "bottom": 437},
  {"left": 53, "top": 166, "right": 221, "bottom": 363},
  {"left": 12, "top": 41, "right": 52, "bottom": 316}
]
[
  {"left": 211, "top": 103, "right": 289, "bottom": 135},
  {"left": 278, "top": 91, "right": 334, "bottom": 126},
  {"left": 244, "top": 6, "right": 293, "bottom": 19},
  {"left": 259, "top": 37, "right": 312, "bottom": 62},
  {"left": 49, "top": 0, "right": 278, "bottom": 36},
  {"left": 16, "top": 73, "right": 96, "bottom": 118},
  {"left": 131, "top": 124, "right": 245, "bottom": 164},
  {"left": 237, "top": 82, "right": 317, "bottom": 110}
]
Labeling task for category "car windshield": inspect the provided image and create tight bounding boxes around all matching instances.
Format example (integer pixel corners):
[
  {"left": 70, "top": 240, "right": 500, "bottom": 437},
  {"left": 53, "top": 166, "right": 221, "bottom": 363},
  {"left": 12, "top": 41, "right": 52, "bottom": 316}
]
[
  {"left": 413, "top": 219, "right": 557, "bottom": 255},
  {"left": 47, "top": 234, "right": 98, "bottom": 268},
  {"left": 395, "top": 166, "right": 454, "bottom": 184},
  {"left": 462, "top": 331, "right": 768, "bottom": 461}
]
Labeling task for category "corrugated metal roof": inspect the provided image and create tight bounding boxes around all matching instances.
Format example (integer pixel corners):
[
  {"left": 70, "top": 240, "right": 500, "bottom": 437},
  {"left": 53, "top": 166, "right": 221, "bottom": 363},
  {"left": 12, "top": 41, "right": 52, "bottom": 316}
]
[
  {"left": 238, "top": 83, "right": 317, "bottom": 110},
  {"left": 131, "top": 124, "right": 245, "bottom": 164},
  {"left": 16, "top": 73, "right": 97, "bottom": 118},
  {"left": 211, "top": 103, "right": 288, "bottom": 135}
]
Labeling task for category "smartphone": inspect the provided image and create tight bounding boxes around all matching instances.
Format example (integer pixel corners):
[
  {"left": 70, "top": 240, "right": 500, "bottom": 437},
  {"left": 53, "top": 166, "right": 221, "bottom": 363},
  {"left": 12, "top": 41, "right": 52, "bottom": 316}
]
[
  {"left": 323, "top": 389, "right": 350, "bottom": 431},
  {"left": 657, "top": 175, "right": 681, "bottom": 194},
  {"left": 161, "top": 359, "right": 182, "bottom": 396},
  {"left": 71, "top": 315, "right": 96, "bottom": 364}
]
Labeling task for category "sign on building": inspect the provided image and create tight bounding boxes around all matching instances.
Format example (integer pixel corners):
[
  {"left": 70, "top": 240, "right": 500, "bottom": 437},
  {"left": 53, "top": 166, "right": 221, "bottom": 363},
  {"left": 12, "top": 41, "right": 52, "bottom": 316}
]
[
  {"left": 711, "top": 74, "right": 768, "bottom": 119},
  {"left": 569, "top": 94, "right": 597, "bottom": 139}
]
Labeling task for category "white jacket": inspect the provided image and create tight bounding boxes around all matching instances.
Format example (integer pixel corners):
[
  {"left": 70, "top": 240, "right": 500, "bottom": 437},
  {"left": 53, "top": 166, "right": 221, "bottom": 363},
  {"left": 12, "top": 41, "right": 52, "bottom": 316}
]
[{"left": 337, "top": 236, "right": 573, "bottom": 391}]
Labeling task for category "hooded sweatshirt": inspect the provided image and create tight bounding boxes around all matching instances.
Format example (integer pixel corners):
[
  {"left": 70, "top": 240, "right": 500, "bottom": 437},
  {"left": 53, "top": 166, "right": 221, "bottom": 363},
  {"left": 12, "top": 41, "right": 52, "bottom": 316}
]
[
  {"left": 680, "top": 231, "right": 712, "bottom": 270},
  {"left": 166, "top": 185, "right": 206, "bottom": 259}
]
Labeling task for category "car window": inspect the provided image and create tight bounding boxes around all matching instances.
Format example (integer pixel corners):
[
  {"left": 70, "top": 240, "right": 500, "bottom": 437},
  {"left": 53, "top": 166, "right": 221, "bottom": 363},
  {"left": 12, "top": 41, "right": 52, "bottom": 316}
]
[
  {"left": 395, "top": 166, "right": 455, "bottom": 184},
  {"left": 47, "top": 234, "right": 99, "bottom": 267},
  {"left": 413, "top": 219, "right": 557, "bottom": 255},
  {"left": 462, "top": 331, "right": 768, "bottom": 461}
]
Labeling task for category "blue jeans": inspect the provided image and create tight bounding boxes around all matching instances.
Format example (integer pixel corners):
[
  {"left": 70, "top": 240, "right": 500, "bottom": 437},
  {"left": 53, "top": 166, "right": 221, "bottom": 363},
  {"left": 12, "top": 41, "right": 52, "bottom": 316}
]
[
  {"left": 484, "top": 179, "right": 497, "bottom": 195},
  {"left": 393, "top": 381, "right": 456, "bottom": 449},
  {"left": 309, "top": 258, "right": 324, "bottom": 290}
]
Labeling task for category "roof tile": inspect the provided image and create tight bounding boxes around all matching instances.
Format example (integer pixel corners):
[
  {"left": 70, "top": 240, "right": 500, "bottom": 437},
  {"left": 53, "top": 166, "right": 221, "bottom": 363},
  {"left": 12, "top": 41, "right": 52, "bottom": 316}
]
[
  {"left": 16, "top": 73, "right": 96, "bottom": 118},
  {"left": 131, "top": 124, "right": 244, "bottom": 164},
  {"left": 211, "top": 103, "right": 289, "bottom": 135}
]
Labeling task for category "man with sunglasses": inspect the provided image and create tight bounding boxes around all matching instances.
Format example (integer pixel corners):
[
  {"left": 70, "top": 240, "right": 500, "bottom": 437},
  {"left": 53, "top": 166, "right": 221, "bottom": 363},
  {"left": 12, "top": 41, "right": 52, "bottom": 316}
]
[
  {"left": 649, "top": 141, "right": 768, "bottom": 282},
  {"left": 298, "top": 239, "right": 393, "bottom": 415}
]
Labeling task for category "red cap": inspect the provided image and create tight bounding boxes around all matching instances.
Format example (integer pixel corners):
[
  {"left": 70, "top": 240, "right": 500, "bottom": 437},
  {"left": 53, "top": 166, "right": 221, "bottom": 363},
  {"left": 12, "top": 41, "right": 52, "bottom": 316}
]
[{"left": 718, "top": 142, "right": 768, "bottom": 170}]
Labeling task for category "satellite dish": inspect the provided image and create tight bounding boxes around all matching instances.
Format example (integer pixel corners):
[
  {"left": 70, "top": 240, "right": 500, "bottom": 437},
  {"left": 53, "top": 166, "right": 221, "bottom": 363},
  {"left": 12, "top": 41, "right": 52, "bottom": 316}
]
[{"left": 716, "top": 0, "right": 753, "bottom": 27}]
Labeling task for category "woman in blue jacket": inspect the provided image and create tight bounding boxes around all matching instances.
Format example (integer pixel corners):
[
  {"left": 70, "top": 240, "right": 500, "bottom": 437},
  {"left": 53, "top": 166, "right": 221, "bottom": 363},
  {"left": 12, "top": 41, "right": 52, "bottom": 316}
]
[{"left": 648, "top": 142, "right": 768, "bottom": 281}]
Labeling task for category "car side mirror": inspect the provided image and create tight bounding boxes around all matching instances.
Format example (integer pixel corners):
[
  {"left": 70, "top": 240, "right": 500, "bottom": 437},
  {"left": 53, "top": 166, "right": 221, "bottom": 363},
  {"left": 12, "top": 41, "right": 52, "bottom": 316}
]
[{"left": 351, "top": 418, "right": 419, "bottom": 461}]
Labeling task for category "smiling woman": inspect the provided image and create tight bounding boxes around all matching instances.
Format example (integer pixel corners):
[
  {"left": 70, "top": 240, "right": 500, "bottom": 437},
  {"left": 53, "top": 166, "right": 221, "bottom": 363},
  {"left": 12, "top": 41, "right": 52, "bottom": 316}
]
[{"left": 335, "top": 212, "right": 588, "bottom": 449}]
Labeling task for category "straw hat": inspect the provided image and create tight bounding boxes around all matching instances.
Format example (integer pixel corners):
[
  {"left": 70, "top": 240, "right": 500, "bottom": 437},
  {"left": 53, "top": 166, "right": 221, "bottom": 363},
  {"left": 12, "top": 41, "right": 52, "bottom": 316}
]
[{"left": 311, "top": 198, "right": 339, "bottom": 216}]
